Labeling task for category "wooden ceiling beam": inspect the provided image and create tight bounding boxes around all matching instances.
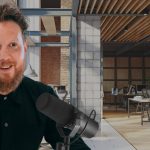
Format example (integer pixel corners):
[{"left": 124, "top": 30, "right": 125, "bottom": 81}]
[
  {"left": 136, "top": 0, "right": 150, "bottom": 12},
  {"left": 90, "top": 0, "right": 97, "bottom": 14},
  {"left": 118, "top": 0, "right": 132, "bottom": 13},
  {"left": 127, "top": 21, "right": 150, "bottom": 41},
  {"left": 106, "top": 17, "right": 131, "bottom": 41},
  {"left": 111, "top": 0, "right": 125, "bottom": 13},
  {"left": 84, "top": 0, "right": 90, "bottom": 14},
  {"left": 96, "top": 0, "right": 104, "bottom": 14},
  {"left": 100, "top": 0, "right": 118, "bottom": 26},
  {"left": 102, "top": 0, "right": 128, "bottom": 39},
  {"left": 41, "top": 16, "right": 56, "bottom": 35},
  {"left": 124, "top": 0, "right": 139, "bottom": 12},
  {"left": 78, "top": 0, "right": 83, "bottom": 14},
  {"left": 78, "top": 0, "right": 150, "bottom": 47},
  {"left": 107, "top": 0, "right": 118, "bottom": 13},
  {"left": 101, "top": 3, "right": 120, "bottom": 35},
  {"left": 101, "top": 17, "right": 118, "bottom": 38},
  {"left": 131, "top": 0, "right": 147, "bottom": 13},
  {"left": 116, "top": 35, "right": 150, "bottom": 55},
  {"left": 118, "top": 17, "right": 147, "bottom": 41},
  {"left": 108, "top": 0, "right": 147, "bottom": 42},
  {"left": 113, "top": 0, "right": 149, "bottom": 41},
  {"left": 101, "top": 0, "right": 111, "bottom": 14}
]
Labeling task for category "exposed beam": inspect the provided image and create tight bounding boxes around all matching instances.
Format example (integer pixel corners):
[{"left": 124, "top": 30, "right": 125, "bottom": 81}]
[
  {"left": 116, "top": 35, "right": 150, "bottom": 55},
  {"left": 70, "top": 0, "right": 79, "bottom": 106},
  {"left": 70, "top": 17, "right": 77, "bottom": 107},
  {"left": 72, "top": 0, "right": 79, "bottom": 17},
  {"left": 90, "top": 0, "right": 97, "bottom": 14},
  {"left": 25, "top": 31, "right": 70, "bottom": 36},
  {"left": 78, "top": 0, "right": 83, "bottom": 14},
  {"left": 41, "top": 16, "right": 56, "bottom": 34},
  {"left": 79, "top": 13, "right": 150, "bottom": 16},
  {"left": 28, "top": 42, "right": 70, "bottom": 47},
  {"left": 84, "top": 0, "right": 90, "bottom": 14},
  {"left": 21, "top": 8, "right": 72, "bottom": 16},
  {"left": 102, "top": 41, "right": 150, "bottom": 45}
]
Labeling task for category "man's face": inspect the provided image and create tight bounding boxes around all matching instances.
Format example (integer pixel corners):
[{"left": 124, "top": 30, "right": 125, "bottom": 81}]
[{"left": 0, "top": 21, "right": 27, "bottom": 94}]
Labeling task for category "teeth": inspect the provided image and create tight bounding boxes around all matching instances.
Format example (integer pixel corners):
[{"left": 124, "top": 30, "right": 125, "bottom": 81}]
[{"left": 0, "top": 65, "right": 12, "bottom": 69}]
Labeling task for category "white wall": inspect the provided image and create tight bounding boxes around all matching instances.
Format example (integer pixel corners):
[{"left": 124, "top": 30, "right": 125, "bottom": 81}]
[{"left": 19, "top": 0, "right": 41, "bottom": 81}]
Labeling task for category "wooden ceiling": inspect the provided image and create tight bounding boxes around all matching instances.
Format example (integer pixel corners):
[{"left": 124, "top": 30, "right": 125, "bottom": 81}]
[{"left": 77, "top": 0, "right": 150, "bottom": 56}]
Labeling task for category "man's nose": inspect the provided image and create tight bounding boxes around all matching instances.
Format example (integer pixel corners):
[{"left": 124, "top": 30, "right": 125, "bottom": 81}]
[{"left": 0, "top": 47, "right": 11, "bottom": 61}]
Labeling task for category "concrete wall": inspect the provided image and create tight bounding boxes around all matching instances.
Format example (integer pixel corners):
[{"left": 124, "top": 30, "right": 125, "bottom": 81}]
[{"left": 77, "top": 16, "right": 102, "bottom": 122}]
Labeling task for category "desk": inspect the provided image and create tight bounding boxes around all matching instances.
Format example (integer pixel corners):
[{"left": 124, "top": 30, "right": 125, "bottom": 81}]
[
  {"left": 128, "top": 98, "right": 150, "bottom": 125},
  {"left": 121, "top": 94, "right": 135, "bottom": 111},
  {"left": 111, "top": 94, "right": 135, "bottom": 111}
]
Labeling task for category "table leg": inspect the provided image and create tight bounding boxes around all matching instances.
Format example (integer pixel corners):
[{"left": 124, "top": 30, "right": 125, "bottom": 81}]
[
  {"left": 141, "top": 103, "right": 143, "bottom": 125},
  {"left": 128, "top": 99, "right": 130, "bottom": 118}
]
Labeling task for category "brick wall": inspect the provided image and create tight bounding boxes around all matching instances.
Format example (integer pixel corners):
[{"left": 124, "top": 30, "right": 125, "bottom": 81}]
[
  {"left": 60, "top": 0, "right": 72, "bottom": 89},
  {"left": 40, "top": 0, "right": 71, "bottom": 86},
  {"left": 41, "top": 0, "right": 61, "bottom": 85}
]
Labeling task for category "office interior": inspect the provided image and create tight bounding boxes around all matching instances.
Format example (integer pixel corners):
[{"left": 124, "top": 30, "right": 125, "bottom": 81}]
[{"left": 5, "top": 0, "right": 150, "bottom": 149}]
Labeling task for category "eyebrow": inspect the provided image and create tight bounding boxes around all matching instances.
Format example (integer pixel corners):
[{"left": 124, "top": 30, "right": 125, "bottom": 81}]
[{"left": 8, "top": 39, "right": 20, "bottom": 43}]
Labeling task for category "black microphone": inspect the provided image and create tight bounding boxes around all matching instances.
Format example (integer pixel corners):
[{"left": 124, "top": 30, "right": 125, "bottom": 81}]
[{"left": 36, "top": 93, "right": 99, "bottom": 138}]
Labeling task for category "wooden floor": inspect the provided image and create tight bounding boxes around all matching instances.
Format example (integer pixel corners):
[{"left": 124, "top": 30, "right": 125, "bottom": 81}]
[
  {"left": 84, "top": 119, "right": 135, "bottom": 150},
  {"left": 104, "top": 107, "right": 150, "bottom": 150},
  {"left": 103, "top": 110, "right": 128, "bottom": 119}
]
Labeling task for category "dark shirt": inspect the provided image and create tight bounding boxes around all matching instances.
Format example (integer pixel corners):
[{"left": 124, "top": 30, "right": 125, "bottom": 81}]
[{"left": 0, "top": 76, "right": 90, "bottom": 150}]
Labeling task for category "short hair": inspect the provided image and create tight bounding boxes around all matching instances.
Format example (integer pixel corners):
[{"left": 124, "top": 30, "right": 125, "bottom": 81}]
[{"left": 0, "top": 2, "right": 28, "bottom": 34}]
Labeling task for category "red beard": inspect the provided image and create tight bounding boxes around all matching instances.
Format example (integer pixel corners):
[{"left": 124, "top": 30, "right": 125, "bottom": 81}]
[{"left": 0, "top": 63, "right": 25, "bottom": 95}]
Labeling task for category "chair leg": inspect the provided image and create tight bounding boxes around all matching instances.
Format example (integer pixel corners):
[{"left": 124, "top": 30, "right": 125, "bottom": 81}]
[
  {"left": 136, "top": 103, "right": 141, "bottom": 112},
  {"left": 147, "top": 109, "right": 150, "bottom": 121}
]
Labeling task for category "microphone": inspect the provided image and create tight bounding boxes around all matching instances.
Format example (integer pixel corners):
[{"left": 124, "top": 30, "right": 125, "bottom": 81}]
[{"left": 36, "top": 93, "right": 99, "bottom": 138}]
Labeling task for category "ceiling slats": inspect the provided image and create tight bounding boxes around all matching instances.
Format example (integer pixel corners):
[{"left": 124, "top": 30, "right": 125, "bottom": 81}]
[
  {"left": 96, "top": 0, "right": 104, "bottom": 14},
  {"left": 107, "top": 0, "right": 118, "bottom": 13},
  {"left": 106, "top": 0, "right": 147, "bottom": 41},
  {"left": 101, "top": 0, "right": 111, "bottom": 14},
  {"left": 123, "top": 0, "right": 139, "bottom": 13},
  {"left": 84, "top": 0, "right": 90, "bottom": 14},
  {"left": 136, "top": 0, "right": 150, "bottom": 13},
  {"left": 90, "top": 0, "right": 97, "bottom": 14},
  {"left": 78, "top": 0, "right": 150, "bottom": 43},
  {"left": 78, "top": 0, "right": 83, "bottom": 13},
  {"left": 117, "top": 17, "right": 146, "bottom": 41}
]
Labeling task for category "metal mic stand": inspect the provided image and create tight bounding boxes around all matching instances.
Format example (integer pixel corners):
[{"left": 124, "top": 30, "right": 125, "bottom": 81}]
[
  {"left": 56, "top": 135, "right": 70, "bottom": 150},
  {"left": 56, "top": 121, "right": 80, "bottom": 150}
]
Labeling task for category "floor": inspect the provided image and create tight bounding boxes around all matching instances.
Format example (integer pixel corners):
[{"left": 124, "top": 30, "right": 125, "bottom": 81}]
[
  {"left": 83, "top": 119, "right": 136, "bottom": 150},
  {"left": 104, "top": 110, "right": 150, "bottom": 150}
]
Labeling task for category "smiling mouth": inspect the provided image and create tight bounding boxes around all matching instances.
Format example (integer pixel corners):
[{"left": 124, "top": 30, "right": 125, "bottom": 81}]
[{"left": 0, "top": 65, "right": 13, "bottom": 70}]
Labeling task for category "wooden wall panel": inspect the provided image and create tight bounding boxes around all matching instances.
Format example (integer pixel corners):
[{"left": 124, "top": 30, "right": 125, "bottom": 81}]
[{"left": 117, "top": 57, "right": 128, "bottom": 67}]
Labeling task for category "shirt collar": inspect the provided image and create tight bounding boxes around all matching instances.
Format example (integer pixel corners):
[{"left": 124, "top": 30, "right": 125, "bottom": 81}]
[{"left": 0, "top": 79, "right": 24, "bottom": 105}]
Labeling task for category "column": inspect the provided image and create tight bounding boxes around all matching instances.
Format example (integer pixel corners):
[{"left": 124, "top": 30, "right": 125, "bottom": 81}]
[{"left": 77, "top": 16, "right": 102, "bottom": 122}]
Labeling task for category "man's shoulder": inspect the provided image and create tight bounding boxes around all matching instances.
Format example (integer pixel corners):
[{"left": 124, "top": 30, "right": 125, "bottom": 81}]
[{"left": 21, "top": 76, "right": 57, "bottom": 97}]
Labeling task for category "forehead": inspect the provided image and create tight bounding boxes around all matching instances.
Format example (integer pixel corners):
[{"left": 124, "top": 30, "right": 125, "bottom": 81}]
[{"left": 0, "top": 20, "right": 23, "bottom": 41}]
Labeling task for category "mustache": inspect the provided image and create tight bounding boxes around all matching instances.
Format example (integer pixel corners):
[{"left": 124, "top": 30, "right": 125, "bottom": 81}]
[{"left": 0, "top": 61, "right": 15, "bottom": 67}]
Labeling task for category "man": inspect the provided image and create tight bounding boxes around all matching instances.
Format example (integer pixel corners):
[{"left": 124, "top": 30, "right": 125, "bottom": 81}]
[{"left": 0, "top": 2, "right": 90, "bottom": 150}]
